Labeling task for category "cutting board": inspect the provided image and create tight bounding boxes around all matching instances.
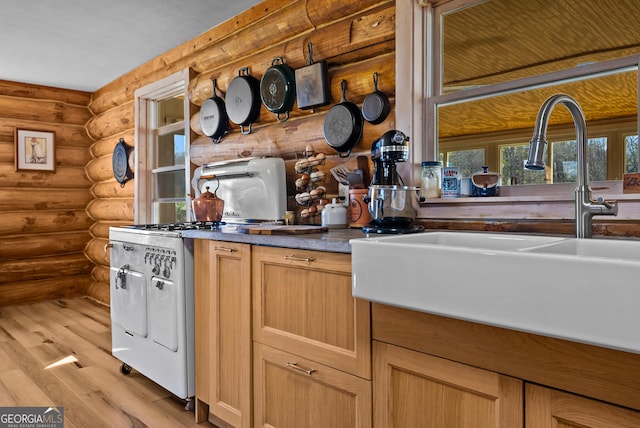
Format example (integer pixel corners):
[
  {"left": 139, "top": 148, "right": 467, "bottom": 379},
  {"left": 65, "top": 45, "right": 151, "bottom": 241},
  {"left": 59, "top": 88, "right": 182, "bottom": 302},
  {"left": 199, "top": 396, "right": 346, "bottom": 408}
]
[{"left": 237, "top": 224, "right": 328, "bottom": 235}]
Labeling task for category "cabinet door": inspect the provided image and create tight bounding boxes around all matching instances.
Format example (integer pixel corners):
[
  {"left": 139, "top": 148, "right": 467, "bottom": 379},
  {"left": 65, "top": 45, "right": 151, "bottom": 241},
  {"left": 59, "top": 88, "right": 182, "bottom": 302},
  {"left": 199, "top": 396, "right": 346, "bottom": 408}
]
[
  {"left": 374, "top": 341, "right": 523, "bottom": 428},
  {"left": 252, "top": 246, "right": 370, "bottom": 379},
  {"left": 526, "top": 384, "right": 640, "bottom": 427},
  {"left": 253, "top": 342, "right": 372, "bottom": 428},
  {"left": 194, "top": 240, "right": 252, "bottom": 427}
]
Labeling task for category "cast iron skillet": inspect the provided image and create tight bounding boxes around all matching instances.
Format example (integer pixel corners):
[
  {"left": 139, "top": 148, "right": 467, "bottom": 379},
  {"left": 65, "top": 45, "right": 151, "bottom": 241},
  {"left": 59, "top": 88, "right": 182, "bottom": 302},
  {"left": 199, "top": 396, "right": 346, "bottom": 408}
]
[
  {"left": 323, "top": 80, "right": 363, "bottom": 158},
  {"left": 260, "top": 57, "right": 296, "bottom": 122},
  {"left": 226, "top": 67, "right": 261, "bottom": 134},
  {"left": 112, "top": 138, "right": 134, "bottom": 188},
  {"left": 361, "top": 72, "right": 390, "bottom": 124},
  {"left": 199, "top": 78, "right": 229, "bottom": 144},
  {"left": 295, "top": 42, "right": 331, "bottom": 110}
]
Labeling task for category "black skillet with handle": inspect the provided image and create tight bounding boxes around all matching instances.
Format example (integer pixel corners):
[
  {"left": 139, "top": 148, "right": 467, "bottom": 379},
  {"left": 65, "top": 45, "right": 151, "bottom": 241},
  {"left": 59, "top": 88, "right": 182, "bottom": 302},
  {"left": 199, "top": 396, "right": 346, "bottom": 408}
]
[
  {"left": 260, "top": 56, "right": 296, "bottom": 122},
  {"left": 112, "top": 137, "right": 134, "bottom": 188},
  {"left": 226, "top": 67, "right": 261, "bottom": 134},
  {"left": 295, "top": 42, "right": 331, "bottom": 110},
  {"left": 323, "top": 80, "right": 363, "bottom": 158},
  {"left": 199, "top": 78, "right": 229, "bottom": 144},
  {"left": 361, "top": 72, "right": 390, "bottom": 124}
]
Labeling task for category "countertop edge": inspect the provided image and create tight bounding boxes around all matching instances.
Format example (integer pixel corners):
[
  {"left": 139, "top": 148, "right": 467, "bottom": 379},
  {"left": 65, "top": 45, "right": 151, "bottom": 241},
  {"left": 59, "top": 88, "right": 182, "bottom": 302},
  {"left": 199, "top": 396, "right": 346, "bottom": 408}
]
[{"left": 181, "top": 227, "right": 368, "bottom": 253}]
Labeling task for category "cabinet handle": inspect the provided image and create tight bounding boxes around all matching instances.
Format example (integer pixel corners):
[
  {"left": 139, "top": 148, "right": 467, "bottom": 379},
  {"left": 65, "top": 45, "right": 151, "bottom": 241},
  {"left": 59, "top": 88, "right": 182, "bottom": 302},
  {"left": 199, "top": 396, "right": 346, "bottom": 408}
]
[
  {"left": 284, "top": 255, "right": 315, "bottom": 263},
  {"left": 285, "top": 362, "right": 316, "bottom": 375},
  {"left": 214, "top": 246, "right": 237, "bottom": 253}
]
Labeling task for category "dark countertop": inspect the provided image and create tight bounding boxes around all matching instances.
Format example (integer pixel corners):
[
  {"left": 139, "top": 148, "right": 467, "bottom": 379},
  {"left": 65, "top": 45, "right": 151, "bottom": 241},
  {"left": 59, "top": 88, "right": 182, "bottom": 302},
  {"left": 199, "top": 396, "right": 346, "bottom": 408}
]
[{"left": 181, "top": 226, "right": 368, "bottom": 253}]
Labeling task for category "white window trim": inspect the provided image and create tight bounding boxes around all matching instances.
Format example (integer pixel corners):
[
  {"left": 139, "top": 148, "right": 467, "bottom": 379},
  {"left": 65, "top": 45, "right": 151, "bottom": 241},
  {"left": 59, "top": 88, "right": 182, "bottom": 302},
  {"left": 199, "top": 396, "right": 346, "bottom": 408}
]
[{"left": 134, "top": 69, "right": 191, "bottom": 224}]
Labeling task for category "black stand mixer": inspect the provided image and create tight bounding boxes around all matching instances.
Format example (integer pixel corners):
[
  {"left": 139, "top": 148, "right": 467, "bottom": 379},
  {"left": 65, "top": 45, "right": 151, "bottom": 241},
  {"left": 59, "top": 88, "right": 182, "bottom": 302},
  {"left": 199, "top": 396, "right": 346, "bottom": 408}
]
[
  {"left": 370, "top": 129, "right": 409, "bottom": 185},
  {"left": 363, "top": 130, "right": 424, "bottom": 234}
]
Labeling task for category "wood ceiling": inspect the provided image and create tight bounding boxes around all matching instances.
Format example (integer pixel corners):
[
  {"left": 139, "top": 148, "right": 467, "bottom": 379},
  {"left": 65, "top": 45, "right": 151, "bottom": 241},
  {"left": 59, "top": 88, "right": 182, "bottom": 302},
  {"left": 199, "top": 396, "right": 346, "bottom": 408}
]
[{"left": 438, "top": 0, "right": 640, "bottom": 139}]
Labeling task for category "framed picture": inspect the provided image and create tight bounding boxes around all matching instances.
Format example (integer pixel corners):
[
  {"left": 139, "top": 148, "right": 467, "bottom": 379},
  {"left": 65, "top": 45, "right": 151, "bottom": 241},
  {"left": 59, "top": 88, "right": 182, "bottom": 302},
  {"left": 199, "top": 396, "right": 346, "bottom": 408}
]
[{"left": 15, "top": 129, "right": 55, "bottom": 171}]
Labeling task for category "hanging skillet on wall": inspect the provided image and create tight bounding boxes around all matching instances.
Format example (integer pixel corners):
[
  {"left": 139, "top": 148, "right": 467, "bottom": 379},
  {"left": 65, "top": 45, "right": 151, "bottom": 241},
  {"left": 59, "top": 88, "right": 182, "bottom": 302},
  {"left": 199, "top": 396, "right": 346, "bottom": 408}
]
[
  {"left": 323, "top": 80, "right": 363, "bottom": 158},
  {"left": 199, "top": 78, "right": 229, "bottom": 144},
  {"left": 112, "top": 138, "right": 134, "bottom": 188},
  {"left": 260, "top": 56, "right": 296, "bottom": 122},
  {"left": 295, "top": 42, "right": 331, "bottom": 110},
  {"left": 225, "top": 67, "right": 261, "bottom": 134},
  {"left": 361, "top": 72, "right": 390, "bottom": 124}
]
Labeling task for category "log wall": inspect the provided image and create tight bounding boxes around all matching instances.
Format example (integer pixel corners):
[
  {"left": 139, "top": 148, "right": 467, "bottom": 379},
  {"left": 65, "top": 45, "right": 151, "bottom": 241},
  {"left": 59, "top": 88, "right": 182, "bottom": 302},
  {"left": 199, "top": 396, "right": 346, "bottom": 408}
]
[
  {"left": 85, "top": 0, "right": 397, "bottom": 304},
  {"left": 0, "top": 81, "right": 94, "bottom": 306}
]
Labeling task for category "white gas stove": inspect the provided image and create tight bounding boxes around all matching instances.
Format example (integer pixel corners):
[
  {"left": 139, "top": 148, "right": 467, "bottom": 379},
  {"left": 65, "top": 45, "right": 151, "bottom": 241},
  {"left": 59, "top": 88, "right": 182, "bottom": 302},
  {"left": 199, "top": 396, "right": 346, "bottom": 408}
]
[
  {"left": 108, "top": 224, "right": 204, "bottom": 404},
  {"left": 108, "top": 157, "right": 286, "bottom": 406}
]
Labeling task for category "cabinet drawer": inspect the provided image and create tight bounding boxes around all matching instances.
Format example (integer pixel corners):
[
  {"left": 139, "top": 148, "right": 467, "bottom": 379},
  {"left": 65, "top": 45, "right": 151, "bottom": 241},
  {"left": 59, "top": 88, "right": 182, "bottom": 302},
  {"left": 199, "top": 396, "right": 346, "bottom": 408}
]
[
  {"left": 253, "top": 342, "right": 372, "bottom": 428},
  {"left": 252, "top": 246, "right": 370, "bottom": 378},
  {"left": 526, "top": 383, "right": 640, "bottom": 427}
]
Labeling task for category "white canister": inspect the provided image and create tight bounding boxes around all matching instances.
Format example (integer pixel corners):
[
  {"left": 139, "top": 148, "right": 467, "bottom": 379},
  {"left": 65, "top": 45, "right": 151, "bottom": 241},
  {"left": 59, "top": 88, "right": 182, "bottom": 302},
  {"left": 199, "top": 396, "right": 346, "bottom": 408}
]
[
  {"left": 459, "top": 177, "right": 472, "bottom": 197},
  {"left": 321, "top": 198, "right": 348, "bottom": 229}
]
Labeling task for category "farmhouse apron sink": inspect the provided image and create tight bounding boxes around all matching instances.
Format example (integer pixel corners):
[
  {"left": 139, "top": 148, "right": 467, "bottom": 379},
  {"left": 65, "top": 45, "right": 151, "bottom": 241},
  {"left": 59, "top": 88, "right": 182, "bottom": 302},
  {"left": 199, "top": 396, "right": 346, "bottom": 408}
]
[{"left": 351, "top": 231, "right": 640, "bottom": 354}]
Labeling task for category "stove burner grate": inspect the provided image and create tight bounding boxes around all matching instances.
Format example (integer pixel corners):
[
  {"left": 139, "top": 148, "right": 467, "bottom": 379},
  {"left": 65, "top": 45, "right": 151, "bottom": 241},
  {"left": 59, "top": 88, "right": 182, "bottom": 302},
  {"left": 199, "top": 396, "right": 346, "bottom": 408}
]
[{"left": 129, "top": 221, "right": 226, "bottom": 231}]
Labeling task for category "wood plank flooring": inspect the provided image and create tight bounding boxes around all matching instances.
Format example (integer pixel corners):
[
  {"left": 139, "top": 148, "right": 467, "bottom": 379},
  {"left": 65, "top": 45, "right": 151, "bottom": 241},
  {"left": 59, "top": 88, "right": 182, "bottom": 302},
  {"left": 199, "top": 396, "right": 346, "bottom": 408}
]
[{"left": 0, "top": 298, "right": 216, "bottom": 428}]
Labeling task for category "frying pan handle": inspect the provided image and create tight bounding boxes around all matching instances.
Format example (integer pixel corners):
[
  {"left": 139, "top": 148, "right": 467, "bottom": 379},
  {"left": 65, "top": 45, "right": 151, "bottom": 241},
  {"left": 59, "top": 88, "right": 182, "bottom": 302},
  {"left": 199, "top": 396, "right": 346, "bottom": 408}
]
[
  {"left": 339, "top": 80, "right": 347, "bottom": 103},
  {"left": 276, "top": 111, "right": 290, "bottom": 123},
  {"left": 240, "top": 124, "right": 253, "bottom": 135},
  {"left": 306, "top": 42, "right": 315, "bottom": 65},
  {"left": 339, "top": 149, "right": 351, "bottom": 158},
  {"left": 211, "top": 78, "right": 220, "bottom": 98}
]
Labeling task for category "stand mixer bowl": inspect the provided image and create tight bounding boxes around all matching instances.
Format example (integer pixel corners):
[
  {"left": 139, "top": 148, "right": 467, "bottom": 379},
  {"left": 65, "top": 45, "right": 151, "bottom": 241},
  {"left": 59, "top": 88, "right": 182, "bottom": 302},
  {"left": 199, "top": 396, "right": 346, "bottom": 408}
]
[{"left": 366, "top": 185, "right": 422, "bottom": 226}]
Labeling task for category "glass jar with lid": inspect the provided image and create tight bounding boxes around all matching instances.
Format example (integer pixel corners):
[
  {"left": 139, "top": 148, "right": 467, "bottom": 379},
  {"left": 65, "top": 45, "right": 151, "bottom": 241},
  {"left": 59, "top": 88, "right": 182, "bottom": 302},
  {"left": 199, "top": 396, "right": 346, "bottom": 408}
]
[{"left": 420, "top": 161, "right": 442, "bottom": 198}]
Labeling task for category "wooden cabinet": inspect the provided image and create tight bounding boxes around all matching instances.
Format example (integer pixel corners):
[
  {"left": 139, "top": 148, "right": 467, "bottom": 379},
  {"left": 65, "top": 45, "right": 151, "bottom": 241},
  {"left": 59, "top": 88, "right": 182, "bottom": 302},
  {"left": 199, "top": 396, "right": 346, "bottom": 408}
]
[
  {"left": 251, "top": 246, "right": 370, "bottom": 378},
  {"left": 526, "top": 384, "right": 640, "bottom": 428},
  {"left": 372, "top": 303, "right": 640, "bottom": 428},
  {"left": 373, "top": 341, "right": 523, "bottom": 428},
  {"left": 373, "top": 340, "right": 640, "bottom": 428},
  {"left": 194, "top": 240, "right": 640, "bottom": 428},
  {"left": 254, "top": 342, "right": 372, "bottom": 428},
  {"left": 194, "top": 240, "right": 252, "bottom": 428},
  {"left": 251, "top": 246, "right": 372, "bottom": 428}
]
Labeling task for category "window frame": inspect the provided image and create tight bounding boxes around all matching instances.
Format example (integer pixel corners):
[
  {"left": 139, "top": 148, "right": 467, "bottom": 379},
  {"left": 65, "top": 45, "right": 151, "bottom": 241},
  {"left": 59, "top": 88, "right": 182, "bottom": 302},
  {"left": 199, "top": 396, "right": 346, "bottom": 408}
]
[
  {"left": 395, "top": 0, "right": 640, "bottom": 200},
  {"left": 134, "top": 69, "right": 192, "bottom": 224}
]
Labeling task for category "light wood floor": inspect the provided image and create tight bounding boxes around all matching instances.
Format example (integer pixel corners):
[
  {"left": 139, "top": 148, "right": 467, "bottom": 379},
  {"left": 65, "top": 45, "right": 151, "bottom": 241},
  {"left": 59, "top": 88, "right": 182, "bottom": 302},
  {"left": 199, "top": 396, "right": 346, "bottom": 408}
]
[{"left": 0, "top": 297, "right": 216, "bottom": 428}]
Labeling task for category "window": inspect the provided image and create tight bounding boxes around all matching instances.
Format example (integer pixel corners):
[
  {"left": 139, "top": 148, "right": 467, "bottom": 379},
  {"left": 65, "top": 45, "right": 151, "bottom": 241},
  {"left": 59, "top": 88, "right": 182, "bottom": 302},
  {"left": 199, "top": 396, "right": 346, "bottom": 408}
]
[
  {"left": 134, "top": 70, "right": 191, "bottom": 224},
  {"left": 551, "top": 137, "right": 607, "bottom": 183},
  {"left": 626, "top": 135, "right": 639, "bottom": 173},
  {"left": 499, "top": 143, "right": 545, "bottom": 186},
  {"left": 439, "top": 148, "right": 485, "bottom": 177}
]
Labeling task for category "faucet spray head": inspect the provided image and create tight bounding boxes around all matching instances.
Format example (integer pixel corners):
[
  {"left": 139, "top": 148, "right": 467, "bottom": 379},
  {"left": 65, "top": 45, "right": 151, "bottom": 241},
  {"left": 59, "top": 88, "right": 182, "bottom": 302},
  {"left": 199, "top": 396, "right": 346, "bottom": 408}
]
[{"left": 525, "top": 136, "right": 547, "bottom": 170}]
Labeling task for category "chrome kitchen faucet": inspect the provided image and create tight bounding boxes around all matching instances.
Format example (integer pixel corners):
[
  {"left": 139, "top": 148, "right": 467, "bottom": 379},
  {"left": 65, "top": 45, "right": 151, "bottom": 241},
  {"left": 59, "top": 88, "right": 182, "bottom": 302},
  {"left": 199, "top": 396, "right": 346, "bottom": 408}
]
[{"left": 525, "top": 94, "right": 618, "bottom": 238}]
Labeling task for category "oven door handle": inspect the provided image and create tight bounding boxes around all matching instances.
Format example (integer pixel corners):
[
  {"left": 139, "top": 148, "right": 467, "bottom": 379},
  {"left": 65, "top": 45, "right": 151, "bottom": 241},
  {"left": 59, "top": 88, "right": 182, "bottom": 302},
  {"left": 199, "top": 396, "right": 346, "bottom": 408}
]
[
  {"left": 106, "top": 242, "right": 134, "bottom": 251},
  {"left": 116, "top": 264, "right": 129, "bottom": 289}
]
